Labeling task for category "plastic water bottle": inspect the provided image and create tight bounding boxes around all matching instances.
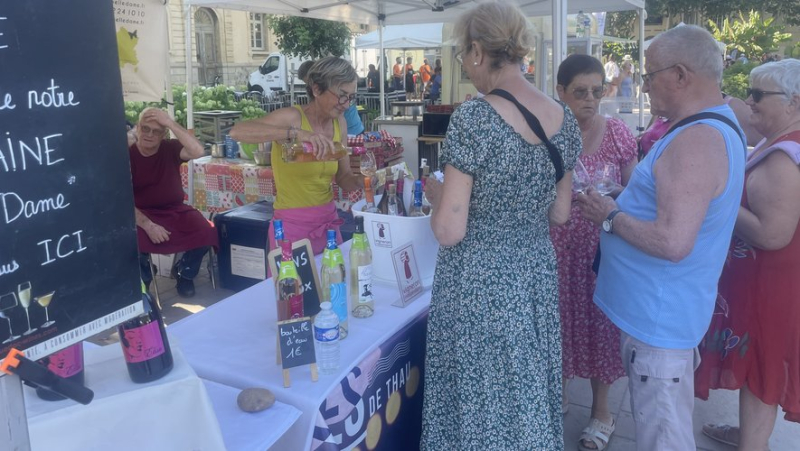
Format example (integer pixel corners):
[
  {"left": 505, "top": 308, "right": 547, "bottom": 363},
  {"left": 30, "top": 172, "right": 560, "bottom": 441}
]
[
  {"left": 576, "top": 10, "right": 588, "bottom": 37},
  {"left": 314, "top": 301, "right": 340, "bottom": 375}
]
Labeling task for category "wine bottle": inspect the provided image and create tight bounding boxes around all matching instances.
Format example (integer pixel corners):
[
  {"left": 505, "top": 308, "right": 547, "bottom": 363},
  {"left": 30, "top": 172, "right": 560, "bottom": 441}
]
[
  {"left": 420, "top": 165, "right": 432, "bottom": 215},
  {"left": 118, "top": 292, "right": 174, "bottom": 383},
  {"left": 362, "top": 176, "right": 379, "bottom": 213},
  {"left": 319, "top": 230, "right": 348, "bottom": 339},
  {"left": 36, "top": 342, "right": 85, "bottom": 401},
  {"left": 277, "top": 239, "right": 304, "bottom": 320},
  {"left": 395, "top": 175, "right": 407, "bottom": 216},
  {"left": 408, "top": 180, "right": 427, "bottom": 217},
  {"left": 350, "top": 216, "right": 374, "bottom": 318},
  {"left": 376, "top": 169, "right": 394, "bottom": 214},
  {"left": 282, "top": 140, "right": 351, "bottom": 163},
  {"left": 273, "top": 218, "right": 285, "bottom": 248},
  {"left": 387, "top": 183, "right": 400, "bottom": 216}
]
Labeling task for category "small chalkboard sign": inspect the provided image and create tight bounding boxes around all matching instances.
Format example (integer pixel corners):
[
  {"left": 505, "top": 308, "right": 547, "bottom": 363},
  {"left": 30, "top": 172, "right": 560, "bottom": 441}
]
[
  {"left": 268, "top": 239, "right": 321, "bottom": 318},
  {"left": 277, "top": 317, "right": 318, "bottom": 387}
]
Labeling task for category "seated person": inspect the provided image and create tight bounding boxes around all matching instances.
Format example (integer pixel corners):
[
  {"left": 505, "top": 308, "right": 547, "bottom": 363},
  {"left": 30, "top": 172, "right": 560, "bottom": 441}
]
[{"left": 129, "top": 107, "right": 218, "bottom": 298}]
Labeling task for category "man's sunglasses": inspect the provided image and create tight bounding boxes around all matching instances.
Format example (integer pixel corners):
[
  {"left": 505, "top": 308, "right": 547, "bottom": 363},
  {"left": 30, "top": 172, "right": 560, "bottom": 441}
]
[{"left": 746, "top": 88, "right": 786, "bottom": 103}]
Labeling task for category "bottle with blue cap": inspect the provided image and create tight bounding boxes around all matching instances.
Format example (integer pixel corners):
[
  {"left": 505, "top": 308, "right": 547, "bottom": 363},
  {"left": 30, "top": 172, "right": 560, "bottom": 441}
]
[{"left": 319, "top": 230, "right": 348, "bottom": 338}]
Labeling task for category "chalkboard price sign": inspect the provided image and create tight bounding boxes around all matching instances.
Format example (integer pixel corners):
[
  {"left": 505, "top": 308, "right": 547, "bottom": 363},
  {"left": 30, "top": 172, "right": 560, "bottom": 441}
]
[
  {"left": 278, "top": 317, "right": 316, "bottom": 369},
  {"left": 267, "top": 239, "right": 322, "bottom": 318},
  {"left": 0, "top": 0, "right": 142, "bottom": 364},
  {"left": 277, "top": 316, "right": 318, "bottom": 387}
]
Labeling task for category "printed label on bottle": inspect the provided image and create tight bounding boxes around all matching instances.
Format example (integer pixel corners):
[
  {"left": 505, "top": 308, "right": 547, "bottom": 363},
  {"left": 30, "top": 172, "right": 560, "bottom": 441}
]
[
  {"left": 314, "top": 325, "right": 339, "bottom": 342},
  {"left": 289, "top": 294, "right": 303, "bottom": 318},
  {"left": 357, "top": 265, "right": 374, "bottom": 304},
  {"left": 43, "top": 344, "right": 83, "bottom": 378},
  {"left": 121, "top": 321, "right": 165, "bottom": 363},
  {"left": 329, "top": 283, "right": 348, "bottom": 323}
]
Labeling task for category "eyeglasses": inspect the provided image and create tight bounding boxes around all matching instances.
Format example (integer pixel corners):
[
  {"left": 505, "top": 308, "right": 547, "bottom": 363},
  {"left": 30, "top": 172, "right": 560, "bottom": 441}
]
[
  {"left": 571, "top": 86, "right": 605, "bottom": 100},
  {"left": 641, "top": 64, "right": 678, "bottom": 84},
  {"left": 329, "top": 90, "right": 356, "bottom": 106},
  {"left": 746, "top": 88, "right": 786, "bottom": 103},
  {"left": 455, "top": 44, "right": 472, "bottom": 65},
  {"left": 139, "top": 125, "right": 166, "bottom": 136}
]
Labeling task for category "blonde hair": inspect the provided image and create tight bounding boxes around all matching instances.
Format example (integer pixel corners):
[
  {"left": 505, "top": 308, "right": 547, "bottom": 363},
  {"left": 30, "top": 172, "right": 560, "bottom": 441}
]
[
  {"left": 454, "top": 1, "right": 533, "bottom": 70},
  {"left": 305, "top": 56, "right": 357, "bottom": 100}
]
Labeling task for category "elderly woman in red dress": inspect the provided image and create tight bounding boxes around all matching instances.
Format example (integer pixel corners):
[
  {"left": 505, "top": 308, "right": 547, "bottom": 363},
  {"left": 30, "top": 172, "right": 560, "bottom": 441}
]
[
  {"left": 130, "top": 107, "right": 218, "bottom": 298},
  {"left": 695, "top": 58, "right": 800, "bottom": 450}
]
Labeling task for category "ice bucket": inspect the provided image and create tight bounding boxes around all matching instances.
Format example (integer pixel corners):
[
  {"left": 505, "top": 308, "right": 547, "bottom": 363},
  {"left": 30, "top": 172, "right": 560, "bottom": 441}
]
[{"left": 352, "top": 196, "right": 439, "bottom": 288}]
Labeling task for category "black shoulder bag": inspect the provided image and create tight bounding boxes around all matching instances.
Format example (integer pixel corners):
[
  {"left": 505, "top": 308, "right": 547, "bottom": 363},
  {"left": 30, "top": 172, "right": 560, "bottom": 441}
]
[{"left": 488, "top": 89, "right": 565, "bottom": 182}]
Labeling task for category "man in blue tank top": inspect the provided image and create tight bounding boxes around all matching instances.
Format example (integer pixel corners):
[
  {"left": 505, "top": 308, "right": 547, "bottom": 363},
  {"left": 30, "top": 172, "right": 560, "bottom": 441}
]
[{"left": 577, "top": 25, "right": 745, "bottom": 450}]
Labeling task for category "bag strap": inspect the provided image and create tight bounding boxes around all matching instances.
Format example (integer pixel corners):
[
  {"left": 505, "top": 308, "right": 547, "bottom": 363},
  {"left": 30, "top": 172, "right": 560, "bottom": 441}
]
[
  {"left": 488, "top": 89, "right": 565, "bottom": 182},
  {"left": 664, "top": 112, "right": 746, "bottom": 149}
]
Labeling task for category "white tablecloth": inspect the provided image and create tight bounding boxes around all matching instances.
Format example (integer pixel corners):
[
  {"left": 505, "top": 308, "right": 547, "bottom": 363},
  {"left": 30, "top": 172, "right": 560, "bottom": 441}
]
[
  {"left": 168, "top": 241, "right": 432, "bottom": 451},
  {"left": 26, "top": 343, "right": 227, "bottom": 451}
]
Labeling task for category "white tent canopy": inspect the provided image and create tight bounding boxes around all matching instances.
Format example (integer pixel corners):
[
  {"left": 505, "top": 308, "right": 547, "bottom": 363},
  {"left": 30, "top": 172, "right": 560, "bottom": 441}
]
[
  {"left": 184, "top": 0, "right": 645, "bottom": 122},
  {"left": 355, "top": 23, "right": 443, "bottom": 49},
  {"left": 187, "top": 0, "right": 643, "bottom": 25}
]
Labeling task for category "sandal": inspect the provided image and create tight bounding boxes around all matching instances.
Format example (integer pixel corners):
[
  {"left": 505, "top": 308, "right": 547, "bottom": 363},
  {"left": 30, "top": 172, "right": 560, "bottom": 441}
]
[
  {"left": 702, "top": 423, "right": 739, "bottom": 447},
  {"left": 578, "top": 418, "right": 615, "bottom": 451}
]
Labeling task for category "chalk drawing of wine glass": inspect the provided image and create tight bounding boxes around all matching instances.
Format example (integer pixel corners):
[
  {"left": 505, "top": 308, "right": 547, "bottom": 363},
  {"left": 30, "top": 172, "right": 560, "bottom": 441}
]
[
  {"left": 36, "top": 291, "right": 56, "bottom": 328},
  {"left": 0, "top": 292, "right": 21, "bottom": 343},
  {"left": 18, "top": 281, "right": 38, "bottom": 336}
]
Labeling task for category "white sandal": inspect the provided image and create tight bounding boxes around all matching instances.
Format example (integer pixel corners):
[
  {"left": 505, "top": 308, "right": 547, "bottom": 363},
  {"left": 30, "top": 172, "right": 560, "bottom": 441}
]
[{"left": 578, "top": 418, "right": 615, "bottom": 451}]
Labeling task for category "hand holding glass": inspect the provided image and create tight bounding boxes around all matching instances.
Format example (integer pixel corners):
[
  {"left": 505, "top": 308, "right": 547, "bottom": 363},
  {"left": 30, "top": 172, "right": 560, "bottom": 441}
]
[
  {"left": 360, "top": 151, "right": 377, "bottom": 178},
  {"left": 594, "top": 163, "right": 620, "bottom": 196},
  {"left": 572, "top": 159, "right": 592, "bottom": 194}
]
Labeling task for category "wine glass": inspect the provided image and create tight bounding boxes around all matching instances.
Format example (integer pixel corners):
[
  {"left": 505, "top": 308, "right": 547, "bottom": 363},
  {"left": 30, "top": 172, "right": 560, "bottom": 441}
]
[
  {"left": 594, "top": 163, "right": 620, "bottom": 196},
  {"left": 0, "top": 292, "right": 20, "bottom": 343},
  {"left": 572, "top": 159, "right": 591, "bottom": 194},
  {"left": 18, "top": 281, "right": 37, "bottom": 336},
  {"left": 359, "top": 151, "right": 377, "bottom": 179},
  {"left": 36, "top": 291, "right": 56, "bottom": 327}
]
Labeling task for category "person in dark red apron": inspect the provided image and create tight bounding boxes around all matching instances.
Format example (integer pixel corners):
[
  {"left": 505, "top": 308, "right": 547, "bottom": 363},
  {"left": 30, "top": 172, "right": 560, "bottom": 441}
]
[{"left": 129, "top": 107, "right": 218, "bottom": 298}]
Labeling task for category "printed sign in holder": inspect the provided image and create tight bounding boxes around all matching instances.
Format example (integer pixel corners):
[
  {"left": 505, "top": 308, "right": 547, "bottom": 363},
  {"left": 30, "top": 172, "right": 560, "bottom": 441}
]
[
  {"left": 277, "top": 317, "right": 318, "bottom": 387},
  {"left": 391, "top": 242, "right": 424, "bottom": 307}
]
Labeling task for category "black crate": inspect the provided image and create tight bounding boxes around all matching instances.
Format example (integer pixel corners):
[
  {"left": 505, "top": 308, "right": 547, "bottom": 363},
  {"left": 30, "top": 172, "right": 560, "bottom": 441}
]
[{"left": 214, "top": 201, "right": 274, "bottom": 292}]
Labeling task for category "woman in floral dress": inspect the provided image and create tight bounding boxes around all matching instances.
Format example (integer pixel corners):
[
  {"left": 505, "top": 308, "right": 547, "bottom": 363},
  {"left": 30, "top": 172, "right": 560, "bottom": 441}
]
[
  {"left": 552, "top": 54, "right": 637, "bottom": 451},
  {"left": 420, "top": 3, "right": 580, "bottom": 449}
]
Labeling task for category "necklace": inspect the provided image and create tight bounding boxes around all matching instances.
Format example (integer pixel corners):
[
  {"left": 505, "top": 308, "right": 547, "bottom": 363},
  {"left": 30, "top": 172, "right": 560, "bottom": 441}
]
[{"left": 580, "top": 116, "right": 599, "bottom": 149}]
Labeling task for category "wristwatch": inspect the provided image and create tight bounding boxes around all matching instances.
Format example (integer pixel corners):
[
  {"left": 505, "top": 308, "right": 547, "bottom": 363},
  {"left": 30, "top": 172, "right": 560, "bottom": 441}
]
[{"left": 602, "top": 209, "right": 622, "bottom": 234}]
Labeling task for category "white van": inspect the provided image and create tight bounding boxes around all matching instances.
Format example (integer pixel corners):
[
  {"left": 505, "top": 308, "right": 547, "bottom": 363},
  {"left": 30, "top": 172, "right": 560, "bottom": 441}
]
[{"left": 247, "top": 53, "right": 306, "bottom": 94}]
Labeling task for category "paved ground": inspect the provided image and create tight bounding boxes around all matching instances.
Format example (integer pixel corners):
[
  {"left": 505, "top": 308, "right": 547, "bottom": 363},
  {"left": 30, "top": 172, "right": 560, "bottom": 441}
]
[{"left": 90, "top": 257, "right": 800, "bottom": 450}]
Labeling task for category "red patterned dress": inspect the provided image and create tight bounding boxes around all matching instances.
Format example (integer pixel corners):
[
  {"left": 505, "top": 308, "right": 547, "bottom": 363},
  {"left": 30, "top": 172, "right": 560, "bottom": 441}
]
[
  {"left": 695, "top": 131, "right": 800, "bottom": 422},
  {"left": 550, "top": 118, "right": 637, "bottom": 384}
]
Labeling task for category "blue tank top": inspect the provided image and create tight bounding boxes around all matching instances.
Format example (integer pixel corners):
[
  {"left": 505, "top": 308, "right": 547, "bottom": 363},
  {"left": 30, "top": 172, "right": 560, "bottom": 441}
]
[{"left": 594, "top": 105, "right": 745, "bottom": 349}]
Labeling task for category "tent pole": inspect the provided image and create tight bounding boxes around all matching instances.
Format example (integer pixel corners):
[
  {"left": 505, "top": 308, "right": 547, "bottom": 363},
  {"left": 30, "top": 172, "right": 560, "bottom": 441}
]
[
  {"left": 184, "top": 1, "right": 194, "bottom": 133},
  {"left": 551, "top": 0, "right": 567, "bottom": 95},
  {"left": 638, "top": 7, "right": 646, "bottom": 132},
  {"left": 164, "top": 2, "right": 175, "bottom": 122},
  {"left": 379, "top": 20, "right": 385, "bottom": 118}
]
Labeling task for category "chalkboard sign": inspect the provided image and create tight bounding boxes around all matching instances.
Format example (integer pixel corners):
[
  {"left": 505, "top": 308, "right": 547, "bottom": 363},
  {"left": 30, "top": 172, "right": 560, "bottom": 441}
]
[
  {"left": 268, "top": 239, "right": 322, "bottom": 318},
  {"left": 277, "top": 317, "right": 316, "bottom": 369},
  {"left": 0, "top": 0, "right": 142, "bottom": 364}
]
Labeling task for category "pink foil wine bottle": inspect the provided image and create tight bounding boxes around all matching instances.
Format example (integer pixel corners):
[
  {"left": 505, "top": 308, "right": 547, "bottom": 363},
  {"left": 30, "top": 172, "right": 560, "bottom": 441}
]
[
  {"left": 36, "top": 342, "right": 85, "bottom": 401},
  {"left": 117, "top": 292, "right": 174, "bottom": 383}
]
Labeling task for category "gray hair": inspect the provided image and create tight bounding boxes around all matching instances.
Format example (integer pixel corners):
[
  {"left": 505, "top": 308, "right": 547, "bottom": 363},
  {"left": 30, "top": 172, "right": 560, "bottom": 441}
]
[
  {"left": 454, "top": 1, "right": 534, "bottom": 70},
  {"left": 648, "top": 25, "right": 723, "bottom": 85},
  {"left": 305, "top": 56, "right": 357, "bottom": 100},
  {"left": 750, "top": 58, "right": 800, "bottom": 99}
]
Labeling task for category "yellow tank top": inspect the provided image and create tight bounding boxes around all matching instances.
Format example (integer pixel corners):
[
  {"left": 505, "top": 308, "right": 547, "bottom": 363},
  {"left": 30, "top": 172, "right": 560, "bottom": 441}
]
[{"left": 271, "top": 105, "right": 341, "bottom": 209}]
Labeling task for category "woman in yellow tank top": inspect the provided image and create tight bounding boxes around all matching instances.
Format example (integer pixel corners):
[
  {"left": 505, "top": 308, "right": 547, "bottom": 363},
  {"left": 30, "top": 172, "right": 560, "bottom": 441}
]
[{"left": 231, "top": 57, "right": 366, "bottom": 255}]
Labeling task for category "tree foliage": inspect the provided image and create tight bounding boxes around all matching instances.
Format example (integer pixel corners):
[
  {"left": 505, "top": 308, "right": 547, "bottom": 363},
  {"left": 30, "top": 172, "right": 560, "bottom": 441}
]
[
  {"left": 708, "top": 11, "right": 792, "bottom": 59},
  {"left": 722, "top": 62, "right": 759, "bottom": 100},
  {"left": 605, "top": 11, "right": 637, "bottom": 38},
  {"left": 646, "top": 0, "right": 800, "bottom": 26},
  {"left": 267, "top": 16, "right": 351, "bottom": 59}
]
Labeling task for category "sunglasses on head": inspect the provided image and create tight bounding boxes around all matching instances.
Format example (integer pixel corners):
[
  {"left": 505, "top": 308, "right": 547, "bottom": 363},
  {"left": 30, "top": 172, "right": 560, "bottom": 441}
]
[{"left": 746, "top": 88, "right": 786, "bottom": 103}]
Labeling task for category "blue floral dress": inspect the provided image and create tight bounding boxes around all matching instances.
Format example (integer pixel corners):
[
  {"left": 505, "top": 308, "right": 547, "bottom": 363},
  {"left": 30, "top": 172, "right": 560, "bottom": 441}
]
[{"left": 421, "top": 99, "right": 581, "bottom": 449}]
